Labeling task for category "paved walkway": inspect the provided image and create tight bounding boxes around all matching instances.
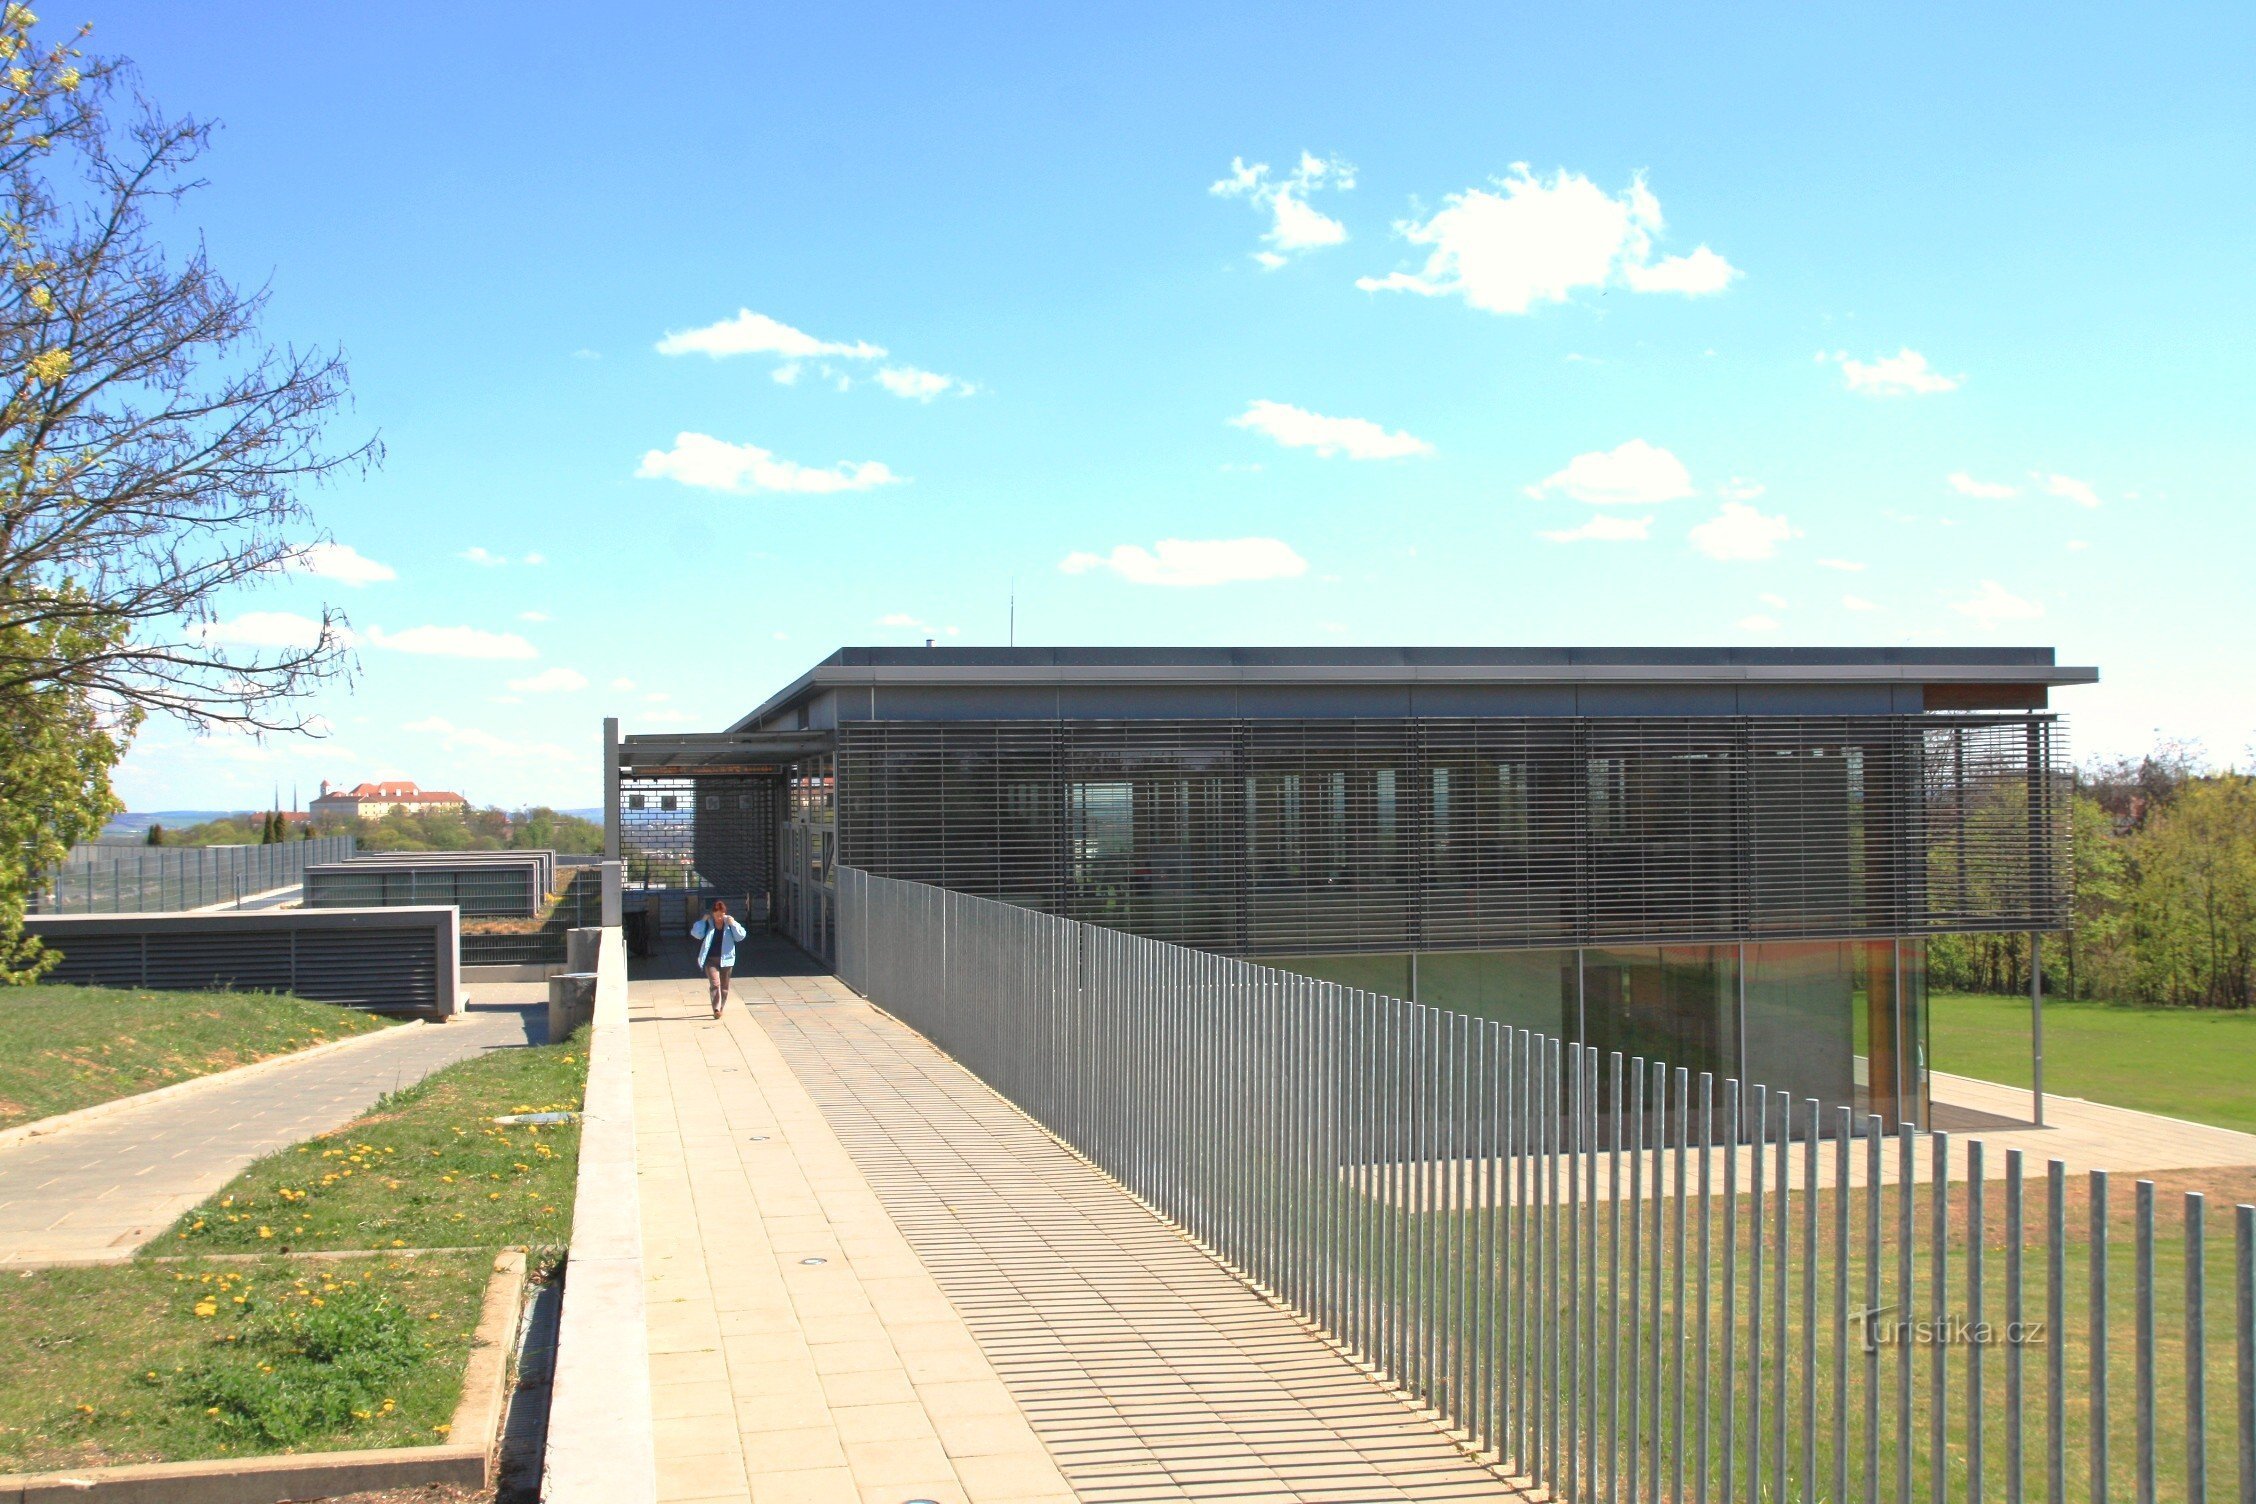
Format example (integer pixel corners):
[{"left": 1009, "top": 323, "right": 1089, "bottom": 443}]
[
  {"left": 634, "top": 958, "right": 1074, "bottom": 1504},
  {"left": 635, "top": 941, "right": 1515, "bottom": 1504},
  {"left": 0, "top": 988, "right": 544, "bottom": 1265}
]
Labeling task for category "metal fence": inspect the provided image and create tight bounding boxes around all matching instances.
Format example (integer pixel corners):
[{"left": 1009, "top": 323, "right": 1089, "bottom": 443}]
[
  {"left": 33, "top": 836, "right": 358, "bottom": 913},
  {"left": 838, "top": 867, "right": 2256, "bottom": 1504}
]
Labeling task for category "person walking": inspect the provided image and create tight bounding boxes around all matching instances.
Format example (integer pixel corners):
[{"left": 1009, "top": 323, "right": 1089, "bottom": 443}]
[{"left": 692, "top": 898, "right": 746, "bottom": 1018}]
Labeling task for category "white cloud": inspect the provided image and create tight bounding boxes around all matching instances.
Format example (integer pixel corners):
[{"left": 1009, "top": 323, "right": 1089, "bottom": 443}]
[
  {"left": 403, "top": 715, "right": 579, "bottom": 762},
  {"left": 772, "top": 363, "right": 801, "bottom": 386},
  {"left": 1356, "top": 165, "right": 1737, "bottom": 314},
  {"left": 506, "top": 667, "right": 588, "bottom": 694},
  {"left": 877, "top": 365, "right": 973, "bottom": 401},
  {"left": 460, "top": 546, "right": 508, "bottom": 567},
  {"left": 1539, "top": 514, "right": 1651, "bottom": 544},
  {"left": 186, "top": 611, "right": 337, "bottom": 650},
  {"left": 518, "top": 610, "right": 549, "bottom": 623},
  {"left": 1229, "top": 399, "right": 1432, "bottom": 460},
  {"left": 1817, "top": 558, "right": 1866, "bottom": 572},
  {"left": 1759, "top": 592, "right": 1789, "bottom": 610},
  {"left": 655, "top": 309, "right": 884, "bottom": 362},
  {"left": 1950, "top": 580, "right": 2044, "bottom": 628},
  {"left": 609, "top": 677, "right": 635, "bottom": 691},
  {"left": 876, "top": 612, "right": 925, "bottom": 628},
  {"left": 1737, "top": 614, "right": 1781, "bottom": 632},
  {"left": 1620, "top": 245, "right": 1740, "bottom": 295},
  {"left": 1059, "top": 537, "right": 1308, "bottom": 588},
  {"left": 1842, "top": 594, "right": 1880, "bottom": 612},
  {"left": 635, "top": 433, "right": 903, "bottom": 495},
  {"left": 2036, "top": 472, "right": 2102, "bottom": 508},
  {"left": 366, "top": 624, "right": 538, "bottom": 660},
  {"left": 2066, "top": 539, "right": 2090, "bottom": 552},
  {"left": 522, "top": 552, "right": 546, "bottom": 566},
  {"left": 1717, "top": 477, "right": 1765, "bottom": 501},
  {"left": 1526, "top": 439, "right": 1693, "bottom": 506},
  {"left": 294, "top": 541, "right": 395, "bottom": 587},
  {"left": 1831, "top": 348, "right": 1961, "bottom": 396},
  {"left": 1689, "top": 501, "right": 1800, "bottom": 561},
  {"left": 1948, "top": 471, "right": 2018, "bottom": 499},
  {"left": 1211, "top": 152, "right": 1355, "bottom": 265}
]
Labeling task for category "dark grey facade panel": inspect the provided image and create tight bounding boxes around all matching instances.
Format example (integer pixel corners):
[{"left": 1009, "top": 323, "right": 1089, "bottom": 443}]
[{"left": 834, "top": 712, "right": 2070, "bottom": 959}]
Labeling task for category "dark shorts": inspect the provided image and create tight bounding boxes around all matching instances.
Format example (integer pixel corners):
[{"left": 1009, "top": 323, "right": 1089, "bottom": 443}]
[{"left": 705, "top": 961, "right": 732, "bottom": 977}]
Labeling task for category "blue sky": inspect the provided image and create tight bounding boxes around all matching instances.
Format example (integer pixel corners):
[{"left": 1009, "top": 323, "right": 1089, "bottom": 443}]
[{"left": 94, "top": 1, "right": 2256, "bottom": 810}]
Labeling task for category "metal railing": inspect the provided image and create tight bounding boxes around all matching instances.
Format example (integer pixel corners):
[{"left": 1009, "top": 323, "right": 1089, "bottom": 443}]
[
  {"left": 838, "top": 867, "right": 2256, "bottom": 1504},
  {"left": 32, "top": 835, "right": 357, "bottom": 913}
]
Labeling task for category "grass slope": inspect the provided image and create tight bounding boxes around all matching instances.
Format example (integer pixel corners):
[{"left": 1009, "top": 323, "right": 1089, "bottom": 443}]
[
  {"left": 1929, "top": 990, "right": 2256, "bottom": 1135},
  {"left": 0, "top": 1252, "right": 490, "bottom": 1472},
  {"left": 162, "top": 1037, "right": 586, "bottom": 1255},
  {"left": 0, "top": 987, "right": 392, "bottom": 1129}
]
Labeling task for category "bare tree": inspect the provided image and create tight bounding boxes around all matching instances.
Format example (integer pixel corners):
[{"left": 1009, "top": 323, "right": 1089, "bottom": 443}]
[{"left": 0, "top": 11, "right": 376, "bottom": 734}]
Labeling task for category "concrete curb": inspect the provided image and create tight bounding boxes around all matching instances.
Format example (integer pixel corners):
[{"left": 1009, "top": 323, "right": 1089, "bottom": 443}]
[
  {"left": 0, "top": 1248, "right": 528, "bottom": 1503},
  {"left": 0, "top": 1018, "right": 424, "bottom": 1154},
  {"left": 463, "top": 962, "right": 555, "bottom": 983}
]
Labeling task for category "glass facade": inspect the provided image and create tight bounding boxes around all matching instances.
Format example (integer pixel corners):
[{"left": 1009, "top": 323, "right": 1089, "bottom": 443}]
[{"left": 1269, "top": 936, "right": 1931, "bottom": 1132}]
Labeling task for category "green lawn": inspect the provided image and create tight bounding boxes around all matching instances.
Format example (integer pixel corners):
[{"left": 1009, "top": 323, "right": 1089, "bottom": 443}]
[
  {"left": 0, "top": 986, "right": 393, "bottom": 1130},
  {"left": 161, "top": 1037, "right": 587, "bottom": 1255},
  {"left": 0, "top": 1252, "right": 492, "bottom": 1472},
  {"left": 1929, "top": 989, "right": 2256, "bottom": 1134}
]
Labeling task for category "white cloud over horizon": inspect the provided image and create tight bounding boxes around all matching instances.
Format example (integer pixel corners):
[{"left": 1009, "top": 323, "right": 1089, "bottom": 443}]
[
  {"left": 506, "top": 667, "right": 589, "bottom": 694},
  {"left": 1832, "top": 348, "right": 1961, "bottom": 396},
  {"left": 1229, "top": 399, "right": 1432, "bottom": 460},
  {"left": 877, "top": 365, "right": 974, "bottom": 401},
  {"left": 186, "top": 611, "right": 341, "bottom": 651},
  {"left": 294, "top": 542, "right": 395, "bottom": 587},
  {"left": 636, "top": 433, "right": 904, "bottom": 495},
  {"left": 1689, "top": 500, "right": 1799, "bottom": 560},
  {"left": 2036, "top": 472, "right": 2103, "bottom": 508},
  {"left": 1951, "top": 580, "right": 2044, "bottom": 628},
  {"left": 655, "top": 309, "right": 884, "bottom": 362},
  {"left": 1060, "top": 537, "right": 1309, "bottom": 587},
  {"left": 1526, "top": 439, "right": 1694, "bottom": 506},
  {"left": 1211, "top": 152, "right": 1355, "bottom": 266},
  {"left": 1948, "top": 471, "right": 2018, "bottom": 499},
  {"left": 402, "top": 714, "right": 582, "bottom": 763},
  {"left": 1356, "top": 165, "right": 1737, "bottom": 314},
  {"left": 366, "top": 624, "right": 538, "bottom": 660},
  {"left": 1540, "top": 514, "right": 1652, "bottom": 543}
]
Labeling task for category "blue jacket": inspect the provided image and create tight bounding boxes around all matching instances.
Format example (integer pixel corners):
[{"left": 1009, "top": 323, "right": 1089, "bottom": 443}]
[{"left": 692, "top": 915, "right": 746, "bottom": 968}]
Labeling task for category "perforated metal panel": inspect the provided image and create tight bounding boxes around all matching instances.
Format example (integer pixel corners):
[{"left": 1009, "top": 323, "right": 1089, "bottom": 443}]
[
  {"left": 617, "top": 774, "right": 779, "bottom": 922},
  {"left": 836, "top": 712, "right": 2070, "bottom": 956}
]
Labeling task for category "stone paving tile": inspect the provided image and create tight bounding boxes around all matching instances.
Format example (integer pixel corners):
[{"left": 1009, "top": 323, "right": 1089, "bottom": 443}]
[
  {"left": 632, "top": 954, "right": 1072, "bottom": 1504},
  {"left": 750, "top": 957, "right": 1524, "bottom": 1503},
  {"left": 0, "top": 988, "right": 543, "bottom": 1264}
]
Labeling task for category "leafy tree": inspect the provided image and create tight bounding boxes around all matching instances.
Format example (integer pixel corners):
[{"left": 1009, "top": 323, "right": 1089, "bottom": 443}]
[
  {"left": 0, "top": 12, "right": 369, "bottom": 978},
  {"left": 142, "top": 819, "right": 160, "bottom": 845},
  {"left": 0, "top": 654, "right": 120, "bottom": 979}
]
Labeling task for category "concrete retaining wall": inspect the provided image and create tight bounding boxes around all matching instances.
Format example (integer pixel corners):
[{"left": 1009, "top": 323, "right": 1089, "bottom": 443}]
[{"left": 541, "top": 925, "right": 656, "bottom": 1503}]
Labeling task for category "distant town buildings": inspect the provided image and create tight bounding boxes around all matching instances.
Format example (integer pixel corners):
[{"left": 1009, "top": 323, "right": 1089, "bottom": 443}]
[{"left": 310, "top": 779, "right": 467, "bottom": 822}]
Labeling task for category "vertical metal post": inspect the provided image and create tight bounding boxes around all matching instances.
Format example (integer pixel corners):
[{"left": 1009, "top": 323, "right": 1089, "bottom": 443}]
[
  {"left": 2236, "top": 1203, "right": 2254, "bottom": 1504},
  {"left": 2093, "top": 1170, "right": 2111, "bottom": 1504},
  {"left": 1972, "top": 1139, "right": 1987, "bottom": 1504},
  {"left": 2185, "top": 1193, "right": 2206, "bottom": 1504},
  {"left": 2008, "top": 1149, "right": 2027, "bottom": 1504},
  {"left": 2136, "top": 1181, "right": 2156, "bottom": 1504},
  {"left": 2049, "top": 1161, "right": 2068, "bottom": 1504},
  {"left": 2031, "top": 931, "right": 2045, "bottom": 1128}
]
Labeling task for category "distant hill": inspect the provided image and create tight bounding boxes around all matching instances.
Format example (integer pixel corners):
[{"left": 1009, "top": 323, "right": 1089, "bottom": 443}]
[{"left": 101, "top": 811, "right": 243, "bottom": 837}]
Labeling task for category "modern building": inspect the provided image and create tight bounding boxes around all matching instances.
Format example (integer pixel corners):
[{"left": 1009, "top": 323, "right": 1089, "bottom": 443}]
[
  {"left": 310, "top": 780, "right": 468, "bottom": 822},
  {"left": 607, "top": 646, "right": 2091, "bottom": 1129}
]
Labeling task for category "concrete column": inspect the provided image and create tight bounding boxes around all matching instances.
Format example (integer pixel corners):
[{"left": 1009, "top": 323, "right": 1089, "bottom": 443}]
[
  {"left": 602, "top": 715, "right": 621, "bottom": 862},
  {"left": 548, "top": 970, "right": 598, "bottom": 1041},
  {"left": 600, "top": 860, "right": 623, "bottom": 927}
]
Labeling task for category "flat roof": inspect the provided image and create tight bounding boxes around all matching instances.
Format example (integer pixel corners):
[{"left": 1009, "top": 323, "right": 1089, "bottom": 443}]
[{"left": 731, "top": 645, "right": 2098, "bottom": 732}]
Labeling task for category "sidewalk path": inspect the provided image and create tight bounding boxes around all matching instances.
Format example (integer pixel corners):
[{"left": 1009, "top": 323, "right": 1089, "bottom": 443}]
[
  {"left": 633, "top": 956, "right": 1074, "bottom": 1504},
  {"left": 705, "top": 942, "right": 1515, "bottom": 1504},
  {"left": 0, "top": 988, "right": 544, "bottom": 1265}
]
